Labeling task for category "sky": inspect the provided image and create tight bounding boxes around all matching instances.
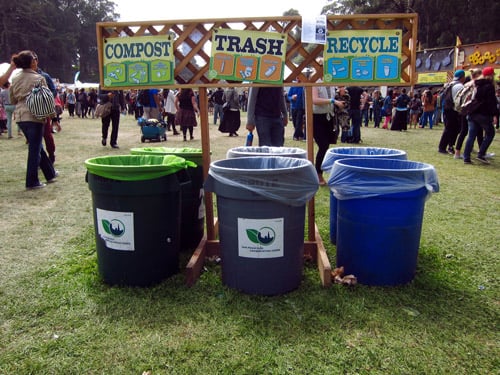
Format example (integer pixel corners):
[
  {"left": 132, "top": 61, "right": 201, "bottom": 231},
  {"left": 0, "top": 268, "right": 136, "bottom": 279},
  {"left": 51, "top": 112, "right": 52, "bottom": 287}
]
[{"left": 113, "top": 0, "right": 331, "bottom": 22}]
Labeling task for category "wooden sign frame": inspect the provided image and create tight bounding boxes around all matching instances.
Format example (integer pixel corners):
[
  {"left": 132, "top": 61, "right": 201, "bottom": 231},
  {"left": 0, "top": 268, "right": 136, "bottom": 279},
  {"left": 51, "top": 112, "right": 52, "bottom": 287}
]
[{"left": 96, "top": 14, "right": 418, "bottom": 288}]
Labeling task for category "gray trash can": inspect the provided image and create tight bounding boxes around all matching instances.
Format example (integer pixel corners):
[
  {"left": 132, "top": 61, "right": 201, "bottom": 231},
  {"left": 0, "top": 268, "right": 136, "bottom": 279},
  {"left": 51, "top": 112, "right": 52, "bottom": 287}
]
[
  {"left": 227, "top": 146, "right": 307, "bottom": 159},
  {"left": 204, "top": 156, "right": 319, "bottom": 295},
  {"left": 329, "top": 158, "right": 439, "bottom": 286},
  {"left": 321, "top": 147, "right": 407, "bottom": 245}
]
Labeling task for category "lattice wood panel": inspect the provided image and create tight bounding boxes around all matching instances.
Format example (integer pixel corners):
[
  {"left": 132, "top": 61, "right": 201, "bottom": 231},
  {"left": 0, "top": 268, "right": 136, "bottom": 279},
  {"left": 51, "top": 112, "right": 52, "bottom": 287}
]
[{"left": 96, "top": 14, "right": 418, "bottom": 88}]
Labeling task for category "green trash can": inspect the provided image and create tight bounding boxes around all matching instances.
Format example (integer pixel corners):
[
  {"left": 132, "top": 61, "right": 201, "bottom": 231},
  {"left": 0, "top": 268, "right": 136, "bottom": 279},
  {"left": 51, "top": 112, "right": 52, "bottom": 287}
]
[
  {"left": 85, "top": 154, "right": 195, "bottom": 287},
  {"left": 131, "top": 147, "right": 205, "bottom": 251}
]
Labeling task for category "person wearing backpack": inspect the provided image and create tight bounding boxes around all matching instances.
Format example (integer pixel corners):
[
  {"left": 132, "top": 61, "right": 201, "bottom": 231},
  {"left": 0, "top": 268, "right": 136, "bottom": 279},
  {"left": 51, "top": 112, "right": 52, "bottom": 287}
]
[
  {"left": 438, "top": 70, "right": 465, "bottom": 154},
  {"left": 453, "top": 69, "right": 483, "bottom": 159},
  {"left": 463, "top": 67, "right": 497, "bottom": 164},
  {"left": 9, "top": 50, "right": 57, "bottom": 189}
]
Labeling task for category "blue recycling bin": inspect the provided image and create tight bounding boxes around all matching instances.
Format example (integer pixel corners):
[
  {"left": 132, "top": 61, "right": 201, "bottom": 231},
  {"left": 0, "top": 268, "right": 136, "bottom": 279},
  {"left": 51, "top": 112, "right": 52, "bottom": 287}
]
[
  {"left": 322, "top": 147, "right": 407, "bottom": 244},
  {"left": 329, "top": 158, "right": 439, "bottom": 286}
]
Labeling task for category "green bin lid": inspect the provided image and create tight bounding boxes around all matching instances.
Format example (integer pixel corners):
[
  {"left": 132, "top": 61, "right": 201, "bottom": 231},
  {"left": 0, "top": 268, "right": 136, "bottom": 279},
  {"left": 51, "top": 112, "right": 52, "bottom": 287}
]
[
  {"left": 85, "top": 154, "right": 196, "bottom": 181},
  {"left": 130, "top": 147, "right": 203, "bottom": 165}
]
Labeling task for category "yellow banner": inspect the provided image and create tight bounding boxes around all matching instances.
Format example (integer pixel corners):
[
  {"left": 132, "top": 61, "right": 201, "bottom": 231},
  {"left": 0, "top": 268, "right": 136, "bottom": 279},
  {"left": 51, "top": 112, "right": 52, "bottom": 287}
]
[
  {"left": 210, "top": 29, "right": 286, "bottom": 84},
  {"left": 418, "top": 72, "right": 449, "bottom": 84},
  {"left": 324, "top": 30, "right": 402, "bottom": 84},
  {"left": 102, "top": 35, "right": 174, "bottom": 88}
]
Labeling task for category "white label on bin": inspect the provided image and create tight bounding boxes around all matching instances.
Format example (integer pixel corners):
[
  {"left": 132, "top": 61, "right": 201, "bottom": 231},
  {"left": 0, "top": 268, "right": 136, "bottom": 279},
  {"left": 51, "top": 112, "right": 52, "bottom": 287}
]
[
  {"left": 237, "top": 218, "right": 284, "bottom": 258},
  {"left": 96, "top": 208, "right": 135, "bottom": 251}
]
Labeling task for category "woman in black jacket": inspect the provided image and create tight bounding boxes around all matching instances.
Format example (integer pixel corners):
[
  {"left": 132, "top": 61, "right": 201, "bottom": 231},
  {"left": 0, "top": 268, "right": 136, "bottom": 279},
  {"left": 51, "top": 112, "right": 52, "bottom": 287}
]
[{"left": 462, "top": 67, "right": 497, "bottom": 164}]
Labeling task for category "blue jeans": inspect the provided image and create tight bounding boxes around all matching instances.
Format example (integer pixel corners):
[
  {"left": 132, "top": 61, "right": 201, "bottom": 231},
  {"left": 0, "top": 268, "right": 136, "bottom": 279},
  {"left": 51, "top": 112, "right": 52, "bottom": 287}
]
[
  {"left": 213, "top": 103, "right": 224, "bottom": 125},
  {"left": 18, "top": 121, "right": 56, "bottom": 188},
  {"left": 421, "top": 111, "right": 434, "bottom": 128},
  {"left": 361, "top": 108, "right": 369, "bottom": 127},
  {"left": 464, "top": 113, "right": 495, "bottom": 160},
  {"left": 255, "top": 115, "right": 284, "bottom": 146}
]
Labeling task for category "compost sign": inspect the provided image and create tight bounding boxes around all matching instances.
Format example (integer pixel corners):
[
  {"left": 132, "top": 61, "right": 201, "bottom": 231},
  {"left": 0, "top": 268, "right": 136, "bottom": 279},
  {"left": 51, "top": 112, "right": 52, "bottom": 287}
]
[
  {"left": 324, "top": 30, "right": 402, "bottom": 84},
  {"left": 102, "top": 35, "right": 175, "bottom": 88},
  {"left": 209, "top": 29, "right": 286, "bottom": 84}
]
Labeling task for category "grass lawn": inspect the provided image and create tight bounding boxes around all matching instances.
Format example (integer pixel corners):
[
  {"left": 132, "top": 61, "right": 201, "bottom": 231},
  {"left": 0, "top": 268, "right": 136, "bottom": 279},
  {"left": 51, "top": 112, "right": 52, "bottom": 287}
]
[{"left": 0, "top": 112, "right": 498, "bottom": 374}]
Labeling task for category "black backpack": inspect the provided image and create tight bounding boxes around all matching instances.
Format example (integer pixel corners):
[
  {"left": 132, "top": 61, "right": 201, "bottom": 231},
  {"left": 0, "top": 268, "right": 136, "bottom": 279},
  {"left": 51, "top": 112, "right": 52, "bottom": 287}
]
[
  {"left": 441, "top": 82, "right": 456, "bottom": 111},
  {"left": 138, "top": 89, "right": 150, "bottom": 106}
]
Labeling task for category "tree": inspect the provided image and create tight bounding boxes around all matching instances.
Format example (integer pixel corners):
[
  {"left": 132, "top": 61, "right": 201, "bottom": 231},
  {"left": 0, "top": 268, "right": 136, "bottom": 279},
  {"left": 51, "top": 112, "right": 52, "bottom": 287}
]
[
  {"left": 0, "top": 0, "right": 118, "bottom": 83},
  {"left": 323, "top": 0, "right": 500, "bottom": 49}
]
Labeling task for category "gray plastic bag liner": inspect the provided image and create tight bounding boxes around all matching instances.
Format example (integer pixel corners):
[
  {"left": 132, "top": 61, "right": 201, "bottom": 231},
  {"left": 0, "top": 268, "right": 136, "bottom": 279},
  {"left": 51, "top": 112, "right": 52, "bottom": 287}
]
[
  {"left": 328, "top": 158, "right": 439, "bottom": 200},
  {"left": 205, "top": 156, "right": 319, "bottom": 206},
  {"left": 226, "top": 146, "right": 307, "bottom": 159},
  {"left": 321, "top": 147, "right": 407, "bottom": 173}
]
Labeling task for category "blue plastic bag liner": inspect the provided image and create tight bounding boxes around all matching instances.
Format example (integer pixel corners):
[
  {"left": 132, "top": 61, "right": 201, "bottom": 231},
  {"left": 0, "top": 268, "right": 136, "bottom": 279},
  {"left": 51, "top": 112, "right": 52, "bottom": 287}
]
[
  {"left": 205, "top": 156, "right": 319, "bottom": 206},
  {"left": 227, "top": 146, "right": 307, "bottom": 159},
  {"left": 85, "top": 154, "right": 196, "bottom": 181},
  {"left": 321, "top": 147, "right": 407, "bottom": 173},
  {"left": 329, "top": 158, "right": 439, "bottom": 200}
]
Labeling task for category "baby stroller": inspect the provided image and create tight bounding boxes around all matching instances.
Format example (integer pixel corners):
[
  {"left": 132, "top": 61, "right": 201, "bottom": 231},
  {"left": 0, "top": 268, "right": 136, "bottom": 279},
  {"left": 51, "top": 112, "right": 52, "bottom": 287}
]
[{"left": 138, "top": 117, "right": 167, "bottom": 143}]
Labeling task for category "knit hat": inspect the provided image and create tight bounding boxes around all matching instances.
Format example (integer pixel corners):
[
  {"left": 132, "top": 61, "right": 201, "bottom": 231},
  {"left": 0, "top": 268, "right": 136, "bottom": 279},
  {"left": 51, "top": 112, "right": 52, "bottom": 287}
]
[
  {"left": 482, "top": 66, "right": 494, "bottom": 77},
  {"left": 454, "top": 69, "right": 465, "bottom": 79}
]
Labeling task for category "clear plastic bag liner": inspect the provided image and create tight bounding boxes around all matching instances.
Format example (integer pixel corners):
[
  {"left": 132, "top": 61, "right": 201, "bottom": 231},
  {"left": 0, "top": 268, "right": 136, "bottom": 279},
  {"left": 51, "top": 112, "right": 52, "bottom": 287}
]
[
  {"left": 85, "top": 154, "right": 196, "bottom": 181},
  {"left": 227, "top": 146, "right": 307, "bottom": 159},
  {"left": 205, "top": 156, "right": 319, "bottom": 206},
  {"left": 321, "top": 147, "right": 407, "bottom": 173},
  {"left": 328, "top": 158, "right": 439, "bottom": 200}
]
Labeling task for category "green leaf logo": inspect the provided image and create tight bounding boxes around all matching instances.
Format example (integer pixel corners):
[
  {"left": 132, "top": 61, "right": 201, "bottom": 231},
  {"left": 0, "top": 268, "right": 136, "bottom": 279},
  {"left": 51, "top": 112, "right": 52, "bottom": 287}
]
[
  {"left": 246, "top": 229, "right": 260, "bottom": 244},
  {"left": 102, "top": 219, "right": 112, "bottom": 234}
]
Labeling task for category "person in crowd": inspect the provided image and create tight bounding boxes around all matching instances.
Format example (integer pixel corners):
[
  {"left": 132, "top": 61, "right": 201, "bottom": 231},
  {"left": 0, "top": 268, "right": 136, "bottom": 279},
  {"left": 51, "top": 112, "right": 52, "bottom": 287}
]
[
  {"left": 438, "top": 70, "right": 465, "bottom": 154},
  {"left": 142, "top": 88, "right": 162, "bottom": 120},
  {"left": 175, "top": 88, "right": 199, "bottom": 141},
  {"left": 361, "top": 89, "right": 371, "bottom": 127},
  {"left": 211, "top": 87, "right": 225, "bottom": 125},
  {"left": 287, "top": 79, "right": 305, "bottom": 141},
  {"left": 433, "top": 89, "right": 442, "bottom": 125},
  {"left": 162, "top": 88, "right": 179, "bottom": 135},
  {"left": 9, "top": 50, "right": 57, "bottom": 189},
  {"left": 65, "top": 88, "right": 76, "bottom": 117},
  {"left": 381, "top": 89, "right": 394, "bottom": 129},
  {"left": 219, "top": 85, "right": 241, "bottom": 137},
  {"left": 463, "top": 67, "right": 497, "bottom": 164},
  {"left": 239, "top": 90, "right": 248, "bottom": 112},
  {"left": 420, "top": 88, "right": 435, "bottom": 129},
  {"left": 335, "top": 86, "right": 351, "bottom": 143},
  {"left": 246, "top": 86, "right": 288, "bottom": 147},
  {"left": 312, "top": 73, "right": 345, "bottom": 185},
  {"left": 454, "top": 69, "right": 483, "bottom": 159},
  {"left": 0, "top": 92, "right": 7, "bottom": 134},
  {"left": 77, "top": 88, "right": 88, "bottom": 118},
  {"left": 371, "top": 90, "right": 384, "bottom": 128},
  {"left": 391, "top": 88, "right": 410, "bottom": 131},
  {"left": 33, "top": 53, "right": 58, "bottom": 163},
  {"left": 100, "top": 89, "right": 125, "bottom": 148},
  {"left": 409, "top": 93, "right": 422, "bottom": 129},
  {"left": 347, "top": 86, "right": 363, "bottom": 142},
  {"left": 1, "top": 82, "right": 16, "bottom": 138},
  {"left": 87, "top": 88, "right": 98, "bottom": 119}
]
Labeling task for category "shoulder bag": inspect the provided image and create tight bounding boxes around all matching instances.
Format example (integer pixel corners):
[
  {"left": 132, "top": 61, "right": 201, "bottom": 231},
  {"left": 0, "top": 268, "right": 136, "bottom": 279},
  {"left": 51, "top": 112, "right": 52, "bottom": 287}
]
[{"left": 26, "top": 79, "right": 56, "bottom": 120}]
